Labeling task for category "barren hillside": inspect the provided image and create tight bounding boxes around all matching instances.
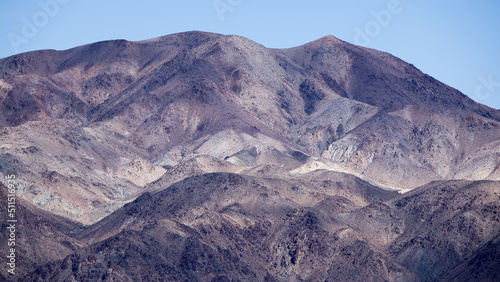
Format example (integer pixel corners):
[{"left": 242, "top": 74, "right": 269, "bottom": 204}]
[{"left": 0, "top": 31, "right": 499, "bottom": 281}]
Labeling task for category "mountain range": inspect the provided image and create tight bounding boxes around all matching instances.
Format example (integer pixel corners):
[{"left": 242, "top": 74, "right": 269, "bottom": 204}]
[{"left": 0, "top": 31, "right": 499, "bottom": 281}]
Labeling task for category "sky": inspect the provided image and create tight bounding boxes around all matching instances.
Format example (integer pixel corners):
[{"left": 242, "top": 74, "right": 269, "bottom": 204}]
[{"left": 1, "top": 0, "right": 499, "bottom": 109}]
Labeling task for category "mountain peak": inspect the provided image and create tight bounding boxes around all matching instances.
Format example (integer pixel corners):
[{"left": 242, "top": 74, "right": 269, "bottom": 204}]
[{"left": 314, "top": 35, "right": 344, "bottom": 45}]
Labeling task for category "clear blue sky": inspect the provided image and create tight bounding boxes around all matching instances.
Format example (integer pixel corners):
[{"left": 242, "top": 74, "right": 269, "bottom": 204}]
[{"left": 1, "top": 0, "right": 499, "bottom": 109}]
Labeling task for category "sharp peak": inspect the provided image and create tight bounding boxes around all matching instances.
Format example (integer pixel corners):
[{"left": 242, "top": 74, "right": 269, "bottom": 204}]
[
  {"left": 306, "top": 35, "right": 345, "bottom": 46},
  {"left": 278, "top": 35, "right": 347, "bottom": 51},
  {"left": 317, "top": 35, "right": 343, "bottom": 42}
]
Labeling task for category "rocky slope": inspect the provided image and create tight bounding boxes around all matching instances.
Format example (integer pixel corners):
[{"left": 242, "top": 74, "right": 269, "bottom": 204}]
[
  {"left": 0, "top": 31, "right": 499, "bottom": 281},
  {"left": 5, "top": 173, "right": 497, "bottom": 281},
  {"left": 0, "top": 182, "right": 84, "bottom": 279}
]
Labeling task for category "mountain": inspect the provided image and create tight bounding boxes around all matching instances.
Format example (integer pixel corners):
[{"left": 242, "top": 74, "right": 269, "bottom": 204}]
[
  {"left": 0, "top": 182, "right": 84, "bottom": 279},
  {"left": 0, "top": 31, "right": 499, "bottom": 280},
  {"left": 10, "top": 173, "right": 499, "bottom": 281},
  {"left": 1, "top": 31, "right": 500, "bottom": 224}
]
